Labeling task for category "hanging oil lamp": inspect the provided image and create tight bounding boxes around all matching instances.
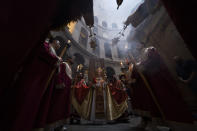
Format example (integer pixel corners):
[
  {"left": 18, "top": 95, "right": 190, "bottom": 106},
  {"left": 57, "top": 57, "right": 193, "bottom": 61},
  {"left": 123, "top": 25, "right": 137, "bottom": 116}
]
[
  {"left": 89, "top": 39, "right": 97, "bottom": 50},
  {"left": 89, "top": 26, "right": 97, "bottom": 50},
  {"left": 116, "top": 0, "right": 123, "bottom": 9}
]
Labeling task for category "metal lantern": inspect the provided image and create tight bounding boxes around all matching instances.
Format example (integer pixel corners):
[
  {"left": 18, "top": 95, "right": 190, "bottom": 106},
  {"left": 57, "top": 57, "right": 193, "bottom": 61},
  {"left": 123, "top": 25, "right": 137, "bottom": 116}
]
[
  {"left": 89, "top": 26, "right": 97, "bottom": 50},
  {"left": 89, "top": 39, "right": 97, "bottom": 50}
]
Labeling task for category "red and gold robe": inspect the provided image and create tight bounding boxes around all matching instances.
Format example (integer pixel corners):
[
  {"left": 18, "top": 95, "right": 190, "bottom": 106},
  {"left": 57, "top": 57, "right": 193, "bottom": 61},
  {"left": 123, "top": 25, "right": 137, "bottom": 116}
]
[
  {"left": 106, "top": 80, "right": 128, "bottom": 120},
  {"left": 71, "top": 79, "right": 92, "bottom": 120},
  {"left": 34, "top": 61, "right": 72, "bottom": 129},
  {"left": 46, "top": 62, "right": 72, "bottom": 125},
  {"left": 1, "top": 42, "right": 59, "bottom": 131}
]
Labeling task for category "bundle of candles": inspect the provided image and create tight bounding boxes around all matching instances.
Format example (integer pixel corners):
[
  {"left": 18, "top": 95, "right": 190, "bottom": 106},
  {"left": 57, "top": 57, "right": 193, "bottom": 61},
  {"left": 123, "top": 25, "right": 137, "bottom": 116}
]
[
  {"left": 120, "top": 58, "right": 130, "bottom": 73},
  {"left": 77, "top": 64, "right": 83, "bottom": 72}
]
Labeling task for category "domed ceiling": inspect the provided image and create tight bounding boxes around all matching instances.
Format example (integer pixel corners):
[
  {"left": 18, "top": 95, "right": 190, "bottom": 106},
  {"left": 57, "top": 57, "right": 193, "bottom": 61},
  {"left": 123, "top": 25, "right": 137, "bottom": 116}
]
[{"left": 93, "top": 0, "right": 144, "bottom": 29}]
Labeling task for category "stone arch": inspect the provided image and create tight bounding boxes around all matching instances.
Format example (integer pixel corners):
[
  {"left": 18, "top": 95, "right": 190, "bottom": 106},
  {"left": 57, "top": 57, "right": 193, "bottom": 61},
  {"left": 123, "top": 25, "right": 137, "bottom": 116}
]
[
  {"left": 73, "top": 53, "right": 85, "bottom": 65},
  {"left": 72, "top": 53, "right": 86, "bottom": 77},
  {"left": 106, "top": 66, "right": 115, "bottom": 80}
]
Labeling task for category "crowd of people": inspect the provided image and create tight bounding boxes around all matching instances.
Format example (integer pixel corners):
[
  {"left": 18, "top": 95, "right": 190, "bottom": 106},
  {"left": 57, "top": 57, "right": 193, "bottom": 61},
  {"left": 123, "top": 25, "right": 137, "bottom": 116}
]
[{"left": 1, "top": 36, "right": 196, "bottom": 131}]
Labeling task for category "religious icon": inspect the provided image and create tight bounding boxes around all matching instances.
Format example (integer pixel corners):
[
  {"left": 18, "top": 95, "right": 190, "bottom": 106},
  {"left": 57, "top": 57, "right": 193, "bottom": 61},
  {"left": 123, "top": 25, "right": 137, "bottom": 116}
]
[{"left": 96, "top": 67, "right": 103, "bottom": 74}]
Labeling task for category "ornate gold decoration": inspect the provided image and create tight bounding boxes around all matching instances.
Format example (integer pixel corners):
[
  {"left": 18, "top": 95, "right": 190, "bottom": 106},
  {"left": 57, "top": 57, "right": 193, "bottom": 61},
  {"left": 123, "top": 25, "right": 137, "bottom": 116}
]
[
  {"left": 67, "top": 21, "right": 76, "bottom": 33},
  {"left": 95, "top": 86, "right": 105, "bottom": 118},
  {"left": 96, "top": 67, "right": 103, "bottom": 73},
  {"left": 71, "top": 88, "right": 93, "bottom": 120},
  {"left": 105, "top": 86, "right": 128, "bottom": 120}
]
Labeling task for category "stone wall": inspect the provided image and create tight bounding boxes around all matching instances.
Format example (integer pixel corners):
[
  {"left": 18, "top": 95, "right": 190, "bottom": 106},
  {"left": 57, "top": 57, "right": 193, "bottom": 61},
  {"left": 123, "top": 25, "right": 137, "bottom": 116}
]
[{"left": 51, "top": 22, "right": 123, "bottom": 79}]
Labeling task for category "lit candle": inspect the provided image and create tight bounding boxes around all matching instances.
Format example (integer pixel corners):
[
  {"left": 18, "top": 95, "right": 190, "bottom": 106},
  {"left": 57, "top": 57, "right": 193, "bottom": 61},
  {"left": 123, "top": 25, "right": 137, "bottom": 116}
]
[
  {"left": 120, "top": 61, "right": 124, "bottom": 67},
  {"left": 77, "top": 65, "right": 80, "bottom": 72}
]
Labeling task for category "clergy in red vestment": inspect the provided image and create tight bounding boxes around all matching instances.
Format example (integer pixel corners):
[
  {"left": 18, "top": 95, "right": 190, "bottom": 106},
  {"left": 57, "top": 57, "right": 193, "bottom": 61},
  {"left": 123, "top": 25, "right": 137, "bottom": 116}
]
[
  {"left": 46, "top": 57, "right": 73, "bottom": 129},
  {"left": 129, "top": 62, "right": 161, "bottom": 125},
  {"left": 108, "top": 75, "right": 129, "bottom": 122},
  {"left": 34, "top": 55, "right": 73, "bottom": 130},
  {"left": 34, "top": 56, "right": 72, "bottom": 130},
  {"left": 139, "top": 47, "right": 194, "bottom": 123},
  {"left": 71, "top": 71, "right": 91, "bottom": 123},
  {"left": 108, "top": 76, "right": 127, "bottom": 106},
  {"left": 1, "top": 37, "right": 61, "bottom": 131}
]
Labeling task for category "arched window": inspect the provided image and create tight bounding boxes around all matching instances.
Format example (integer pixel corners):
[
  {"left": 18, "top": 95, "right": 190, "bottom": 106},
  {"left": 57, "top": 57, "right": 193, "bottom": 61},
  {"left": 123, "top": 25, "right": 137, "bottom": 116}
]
[
  {"left": 112, "top": 23, "right": 118, "bottom": 29},
  {"left": 72, "top": 53, "right": 85, "bottom": 77},
  {"left": 94, "top": 16, "right": 98, "bottom": 24},
  {"left": 73, "top": 53, "right": 85, "bottom": 65},
  {"left": 93, "top": 38, "right": 100, "bottom": 57},
  {"left": 104, "top": 43, "right": 112, "bottom": 58},
  {"left": 102, "top": 21, "right": 108, "bottom": 28},
  {"left": 79, "top": 27, "right": 88, "bottom": 47},
  {"left": 106, "top": 66, "right": 115, "bottom": 81}
]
